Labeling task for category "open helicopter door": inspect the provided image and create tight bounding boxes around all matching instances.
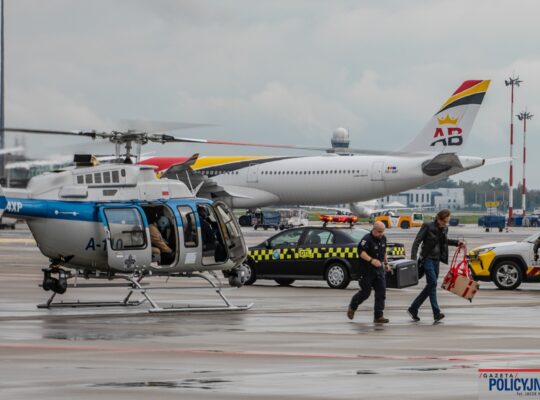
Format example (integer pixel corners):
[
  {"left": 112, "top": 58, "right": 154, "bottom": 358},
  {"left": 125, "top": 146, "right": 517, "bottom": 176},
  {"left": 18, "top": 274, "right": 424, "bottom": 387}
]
[
  {"left": 98, "top": 205, "right": 152, "bottom": 272},
  {"left": 213, "top": 201, "right": 247, "bottom": 264}
]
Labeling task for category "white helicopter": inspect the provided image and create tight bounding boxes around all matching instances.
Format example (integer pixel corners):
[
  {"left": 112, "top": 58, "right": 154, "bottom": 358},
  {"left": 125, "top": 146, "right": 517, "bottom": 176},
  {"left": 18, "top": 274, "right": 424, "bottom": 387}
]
[{"left": 0, "top": 129, "right": 252, "bottom": 313}]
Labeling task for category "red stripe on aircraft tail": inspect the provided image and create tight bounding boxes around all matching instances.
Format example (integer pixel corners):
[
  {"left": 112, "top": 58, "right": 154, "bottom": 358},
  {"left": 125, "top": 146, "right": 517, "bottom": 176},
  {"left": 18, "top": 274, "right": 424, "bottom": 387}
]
[{"left": 453, "top": 80, "right": 483, "bottom": 95}]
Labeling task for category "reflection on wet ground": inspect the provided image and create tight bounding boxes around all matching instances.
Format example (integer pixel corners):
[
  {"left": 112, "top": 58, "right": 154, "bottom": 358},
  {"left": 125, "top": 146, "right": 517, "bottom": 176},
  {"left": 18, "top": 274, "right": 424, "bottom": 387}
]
[{"left": 93, "top": 378, "right": 231, "bottom": 390}]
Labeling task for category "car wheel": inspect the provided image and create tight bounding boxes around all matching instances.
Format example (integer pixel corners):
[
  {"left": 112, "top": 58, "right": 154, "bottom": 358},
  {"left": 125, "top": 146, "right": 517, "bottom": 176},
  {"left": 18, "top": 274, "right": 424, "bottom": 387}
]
[
  {"left": 492, "top": 261, "right": 523, "bottom": 290},
  {"left": 401, "top": 221, "right": 410, "bottom": 229},
  {"left": 325, "top": 263, "right": 350, "bottom": 289},
  {"left": 275, "top": 278, "right": 295, "bottom": 286},
  {"left": 242, "top": 260, "right": 257, "bottom": 285}
]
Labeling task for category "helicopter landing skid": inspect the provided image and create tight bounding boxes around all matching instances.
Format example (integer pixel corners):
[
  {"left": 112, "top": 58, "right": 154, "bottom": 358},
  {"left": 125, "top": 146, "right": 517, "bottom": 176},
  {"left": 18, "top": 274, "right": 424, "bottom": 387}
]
[
  {"left": 129, "top": 273, "right": 254, "bottom": 313},
  {"left": 38, "top": 273, "right": 253, "bottom": 313}
]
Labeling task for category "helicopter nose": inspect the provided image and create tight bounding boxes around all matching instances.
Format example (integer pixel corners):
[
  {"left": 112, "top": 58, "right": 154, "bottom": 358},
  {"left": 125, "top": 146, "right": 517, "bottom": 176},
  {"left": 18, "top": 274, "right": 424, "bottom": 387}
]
[{"left": 0, "top": 187, "right": 6, "bottom": 218}]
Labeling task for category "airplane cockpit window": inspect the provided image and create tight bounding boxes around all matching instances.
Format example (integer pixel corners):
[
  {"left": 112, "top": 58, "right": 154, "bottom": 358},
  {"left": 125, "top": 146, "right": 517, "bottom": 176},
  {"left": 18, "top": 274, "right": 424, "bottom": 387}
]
[
  {"left": 177, "top": 206, "right": 198, "bottom": 248},
  {"left": 103, "top": 208, "right": 146, "bottom": 250}
]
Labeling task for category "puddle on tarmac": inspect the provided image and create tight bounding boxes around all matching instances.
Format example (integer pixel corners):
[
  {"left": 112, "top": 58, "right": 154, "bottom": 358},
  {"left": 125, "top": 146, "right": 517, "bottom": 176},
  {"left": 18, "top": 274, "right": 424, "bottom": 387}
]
[
  {"left": 399, "top": 367, "right": 448, "bottom": 372},
  {"left": 93, "top": 378, "right": 231, "bottom": 390}
]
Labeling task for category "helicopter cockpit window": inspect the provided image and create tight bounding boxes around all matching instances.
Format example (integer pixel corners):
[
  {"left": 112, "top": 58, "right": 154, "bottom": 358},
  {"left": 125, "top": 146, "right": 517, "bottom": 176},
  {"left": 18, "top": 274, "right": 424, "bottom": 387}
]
[
  {"left": 103, "top": 171, "right": 111, "bottom": 184},
  {"left": 177, "top": 206, "right": 198, "bottom": 248},
  {"left": 103, "top": 208, "right": 147, "bottom": 250},
  {"left": 214, "top": 203, "right": 241, "bottom": 241},
  {"left": 112, "top": 170, "right": 120, "bottom": 183}
]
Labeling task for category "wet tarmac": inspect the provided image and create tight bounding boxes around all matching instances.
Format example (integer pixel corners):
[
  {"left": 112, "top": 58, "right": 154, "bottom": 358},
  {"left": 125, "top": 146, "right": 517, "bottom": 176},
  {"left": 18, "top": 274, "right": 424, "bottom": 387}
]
[{"left": 1, "top": 224, "right": 540, "bottom": 399}]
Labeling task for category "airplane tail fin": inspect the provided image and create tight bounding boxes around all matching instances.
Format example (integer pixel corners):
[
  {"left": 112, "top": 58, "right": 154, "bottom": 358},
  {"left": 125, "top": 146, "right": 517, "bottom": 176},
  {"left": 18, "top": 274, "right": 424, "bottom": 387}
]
[{"left": 401, "top": 80, "right": 490, "bottom": 154}]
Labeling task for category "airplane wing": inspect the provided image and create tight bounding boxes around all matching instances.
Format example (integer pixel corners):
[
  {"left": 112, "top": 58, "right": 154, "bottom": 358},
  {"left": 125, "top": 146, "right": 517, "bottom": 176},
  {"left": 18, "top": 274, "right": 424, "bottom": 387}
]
[
  {"left": 159, "top": 154, "right": 251, "bottom": 200},
  {"left": 160, "top": 154, "right": 216, "bottom": 194}
]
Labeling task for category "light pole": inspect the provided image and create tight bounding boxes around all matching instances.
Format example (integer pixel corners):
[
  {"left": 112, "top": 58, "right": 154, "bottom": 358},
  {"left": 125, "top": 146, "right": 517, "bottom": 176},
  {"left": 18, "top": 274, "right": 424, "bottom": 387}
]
[
  {"left": 517, "top": 111, "right": 533, "bottom": 216},
  {"left": 0, "top": 0, "right": 4, "bottom": 181},
  {"left": 505, "top": 76, "right": 522, "bottom": 225}
]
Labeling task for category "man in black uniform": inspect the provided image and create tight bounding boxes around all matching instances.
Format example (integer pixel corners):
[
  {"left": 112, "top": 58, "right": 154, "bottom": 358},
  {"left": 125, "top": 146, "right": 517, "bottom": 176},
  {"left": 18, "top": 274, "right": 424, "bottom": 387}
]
[{"left": 347, "top": 221, "right": 391, "bottom": 323}]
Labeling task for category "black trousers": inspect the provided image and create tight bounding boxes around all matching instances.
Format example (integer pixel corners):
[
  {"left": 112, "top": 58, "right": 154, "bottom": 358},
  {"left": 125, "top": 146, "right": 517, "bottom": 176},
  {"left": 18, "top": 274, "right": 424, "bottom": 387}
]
[{"left": 349, "top": 269, "right": 386, "bottom": 318}]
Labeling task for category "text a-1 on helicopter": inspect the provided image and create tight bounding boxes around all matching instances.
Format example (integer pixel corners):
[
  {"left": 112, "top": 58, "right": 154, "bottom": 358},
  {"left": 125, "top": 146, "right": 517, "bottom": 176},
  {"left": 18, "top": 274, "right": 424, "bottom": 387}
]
[{"left": 0, "top": 126, "right": 257, "bottom": 312}]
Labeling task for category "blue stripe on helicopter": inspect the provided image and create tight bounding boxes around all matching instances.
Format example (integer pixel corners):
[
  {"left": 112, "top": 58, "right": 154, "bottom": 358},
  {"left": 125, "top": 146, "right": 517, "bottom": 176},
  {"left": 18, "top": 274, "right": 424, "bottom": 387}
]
[{"left": 2, "top": 197, "right": 211, "bottom": 223}]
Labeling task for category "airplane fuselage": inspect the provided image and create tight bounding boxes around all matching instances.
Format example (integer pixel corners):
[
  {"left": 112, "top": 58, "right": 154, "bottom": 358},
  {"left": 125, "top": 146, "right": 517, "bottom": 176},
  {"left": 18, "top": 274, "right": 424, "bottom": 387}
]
[{"left": 189, "top": 154, "right": 483, "bottom": 208}]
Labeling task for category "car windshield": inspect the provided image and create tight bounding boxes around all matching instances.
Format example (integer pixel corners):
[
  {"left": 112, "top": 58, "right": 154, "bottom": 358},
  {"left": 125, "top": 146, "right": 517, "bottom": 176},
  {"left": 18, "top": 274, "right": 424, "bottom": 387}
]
[
  {"left": 524, "top": 231, "right": 540, "bottom": 243},
  {"left": 341, "top": 228, "right": 370, "bottom": 243}
]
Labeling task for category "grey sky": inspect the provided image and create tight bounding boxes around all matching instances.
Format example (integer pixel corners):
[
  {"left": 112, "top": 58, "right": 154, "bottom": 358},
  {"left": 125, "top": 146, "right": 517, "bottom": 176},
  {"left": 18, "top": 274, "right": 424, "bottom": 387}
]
[{"left": 5, "top": 0, "right": 540, "bottom": 187}]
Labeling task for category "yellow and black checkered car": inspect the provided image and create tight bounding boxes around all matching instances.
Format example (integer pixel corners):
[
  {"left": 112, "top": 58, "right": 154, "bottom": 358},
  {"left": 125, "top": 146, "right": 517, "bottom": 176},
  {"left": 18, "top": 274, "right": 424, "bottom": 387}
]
[{"left": 244, "top": 226, "right": 406, "bottom": 289}]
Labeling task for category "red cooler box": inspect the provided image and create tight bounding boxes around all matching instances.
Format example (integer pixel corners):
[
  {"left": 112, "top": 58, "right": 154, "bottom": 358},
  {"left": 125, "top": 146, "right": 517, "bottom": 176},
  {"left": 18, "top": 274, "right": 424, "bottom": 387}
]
[{"left": 386, "top": 259, "right": 418, "bottom": 289}]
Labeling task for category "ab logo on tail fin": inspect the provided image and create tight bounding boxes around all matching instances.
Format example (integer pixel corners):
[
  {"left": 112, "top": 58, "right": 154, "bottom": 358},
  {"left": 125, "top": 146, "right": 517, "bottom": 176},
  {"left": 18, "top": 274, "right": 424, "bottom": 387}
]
[{"left": 401, "top": 80, "right": 490, "bottom": 154}]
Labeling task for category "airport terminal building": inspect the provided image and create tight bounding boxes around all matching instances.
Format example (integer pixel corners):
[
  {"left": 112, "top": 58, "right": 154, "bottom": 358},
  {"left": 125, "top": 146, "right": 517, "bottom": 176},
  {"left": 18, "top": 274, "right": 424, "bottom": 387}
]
[{"left": 378, "top": 188, "right": 465, "bottom": 210}]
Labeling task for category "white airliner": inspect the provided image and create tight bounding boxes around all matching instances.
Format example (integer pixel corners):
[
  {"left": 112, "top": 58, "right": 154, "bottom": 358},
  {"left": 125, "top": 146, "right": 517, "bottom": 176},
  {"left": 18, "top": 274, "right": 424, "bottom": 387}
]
[{"left": 141, "top": 80, "right": 492, "bottom": 212}]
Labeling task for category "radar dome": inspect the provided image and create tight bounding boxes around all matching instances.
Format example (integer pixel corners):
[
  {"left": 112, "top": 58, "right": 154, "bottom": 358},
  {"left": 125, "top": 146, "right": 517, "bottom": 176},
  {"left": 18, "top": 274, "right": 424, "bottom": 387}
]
[{"left": 331, "top": 127, "right": 350, "bottom": 149}]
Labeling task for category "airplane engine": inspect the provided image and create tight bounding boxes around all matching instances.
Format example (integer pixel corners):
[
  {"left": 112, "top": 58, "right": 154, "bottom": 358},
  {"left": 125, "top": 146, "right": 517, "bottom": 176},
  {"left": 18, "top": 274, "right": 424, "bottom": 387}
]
[{"left": 349, "top": 202, "right": 371, "bottom": 218}]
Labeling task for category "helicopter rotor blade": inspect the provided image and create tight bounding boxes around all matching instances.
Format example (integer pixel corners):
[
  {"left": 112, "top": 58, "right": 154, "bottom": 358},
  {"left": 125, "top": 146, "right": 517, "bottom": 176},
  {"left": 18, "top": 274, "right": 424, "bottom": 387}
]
[
  {"left": 2, "top": 127, "right": 110, "bottom": 139},
  {"left": 150, "top": 134, "right": 423, "bottom": 156},
  {"left": 119, "top": 119, "right": 216, "bottom": 133}
]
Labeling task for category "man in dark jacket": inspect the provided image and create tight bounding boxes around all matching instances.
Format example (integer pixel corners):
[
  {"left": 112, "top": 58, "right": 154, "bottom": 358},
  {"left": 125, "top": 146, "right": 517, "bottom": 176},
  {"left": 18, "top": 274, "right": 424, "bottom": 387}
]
[
  {"left": 347, "top": 221, "right": 392, "bottom": 323},
  {"left": 408, "top": 209, "right": 464, "bottom": 323}
]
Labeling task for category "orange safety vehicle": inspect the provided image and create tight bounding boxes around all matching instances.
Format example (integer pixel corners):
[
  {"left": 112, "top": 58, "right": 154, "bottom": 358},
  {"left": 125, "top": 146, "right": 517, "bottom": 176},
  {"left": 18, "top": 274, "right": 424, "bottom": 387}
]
[{"left": 374, "top": 212, "right": 424, "bottom": 229}]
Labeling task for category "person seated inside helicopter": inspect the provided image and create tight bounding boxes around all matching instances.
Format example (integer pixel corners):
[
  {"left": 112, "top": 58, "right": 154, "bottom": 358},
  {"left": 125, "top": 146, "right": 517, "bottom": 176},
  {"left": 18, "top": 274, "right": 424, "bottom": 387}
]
[
  {"left": 157, "top": 215, "right": 173, "bottom": 243},
  {"left": 149, "top": 214, "right": 173, "bottom": 265},
  {"left": 197, "top": 206, "right": 227, "bottom": 262}
]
